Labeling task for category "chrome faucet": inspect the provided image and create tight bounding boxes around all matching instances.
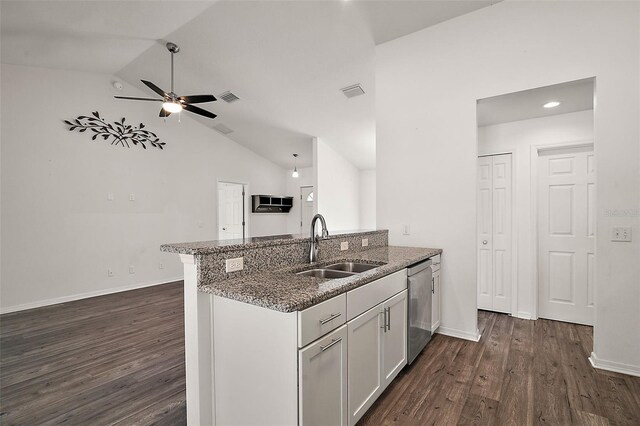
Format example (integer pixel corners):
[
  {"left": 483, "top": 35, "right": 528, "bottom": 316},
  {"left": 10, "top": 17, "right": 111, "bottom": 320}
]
[{"left": 309, "top": 214, "right": 329, "bottom": 263}]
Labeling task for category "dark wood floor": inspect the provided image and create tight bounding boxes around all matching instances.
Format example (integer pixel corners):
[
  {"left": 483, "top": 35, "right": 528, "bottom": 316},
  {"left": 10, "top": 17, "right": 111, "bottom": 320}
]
[
  {"left": 2, "top": 286, "right": 639, "bottom": 426},
  {"left": 359, "top": 310, "right": 640, "bottom": 426},
  {"left": 0, "top": 282, "right": 186, "bottom": 426}
]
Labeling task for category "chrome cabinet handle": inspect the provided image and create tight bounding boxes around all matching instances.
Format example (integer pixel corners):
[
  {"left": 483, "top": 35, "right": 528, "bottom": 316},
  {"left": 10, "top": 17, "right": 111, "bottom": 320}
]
[
  {"left": 319, "top": 313, "right": 341, "bottom": 325},
  {"left": 386, "top": 307, "right": 391, "bottom": 331},
  {"left": 380, "top": 309, "right": 387, "bottom": 332},
  {"left": 432, "top": 277, "right": 435, "bottom": 294},
  {"left": 482, "top": 240, "right": 488, "bottom": 245},
  {"left": 320, "top": 338, "right": 342, "bottom": 351}
]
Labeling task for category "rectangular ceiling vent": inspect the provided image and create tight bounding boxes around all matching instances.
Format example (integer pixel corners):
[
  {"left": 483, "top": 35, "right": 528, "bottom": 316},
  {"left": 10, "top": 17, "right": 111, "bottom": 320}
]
[
  {"left": 341, "top": 84, "right": 365, "bottom": 98},
  {"left": 214, "top": 123, "right": 233, "bottom": 135},
  {"left": 220, "top": 91, "right": 240, "bottom": 103}
]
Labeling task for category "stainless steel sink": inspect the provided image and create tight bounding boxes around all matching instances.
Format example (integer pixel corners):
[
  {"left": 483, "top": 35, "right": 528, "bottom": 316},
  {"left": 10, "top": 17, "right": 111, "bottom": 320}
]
[
  {"left": 325, "top": 262, "right": 381, "bottom": 273},
  {"left": 296, "top": 269, "right": 356, "bottom": 279}
]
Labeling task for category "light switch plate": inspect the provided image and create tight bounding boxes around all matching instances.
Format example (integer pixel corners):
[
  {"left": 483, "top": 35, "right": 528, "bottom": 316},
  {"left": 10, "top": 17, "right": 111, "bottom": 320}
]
[
  {"left": 129, "top": 265, "right": 135, "bottom": 274},
  {"left": 340, "top": 241, "right": 349, "bottom": 251},
  {"left": 612, "top": 227, "right": 632, "bottom": 242},
  {"left": 226, "top": 257, "right": 244, "bottom": 273},
  {"left": 403, "top": 225, "right": 410, "bottom": 235},
  {"left": 362, "top": 238, "right": 369, "bottom": 247}
]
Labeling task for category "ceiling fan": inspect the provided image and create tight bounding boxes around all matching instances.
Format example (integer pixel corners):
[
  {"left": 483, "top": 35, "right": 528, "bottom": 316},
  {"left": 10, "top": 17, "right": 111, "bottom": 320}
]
[{"left": 115, "top": 42, "right": 217, "bottom": 119}]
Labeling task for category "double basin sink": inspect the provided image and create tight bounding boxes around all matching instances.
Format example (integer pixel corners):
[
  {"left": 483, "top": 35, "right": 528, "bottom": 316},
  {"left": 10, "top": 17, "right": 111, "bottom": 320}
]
[{"left": 296, "top": 262, "right": 382, "bottom": 279}]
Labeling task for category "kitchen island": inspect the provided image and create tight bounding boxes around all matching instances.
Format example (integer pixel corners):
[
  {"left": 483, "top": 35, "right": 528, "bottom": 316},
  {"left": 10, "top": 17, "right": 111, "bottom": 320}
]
[{"left": 162, "top": 230, "right": 441, "bottom": 425}]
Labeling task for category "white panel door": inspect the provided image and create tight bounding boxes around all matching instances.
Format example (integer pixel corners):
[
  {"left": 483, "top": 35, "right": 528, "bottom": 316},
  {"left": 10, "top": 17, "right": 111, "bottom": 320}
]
[
  {"left": 382, "top": 290, "right": 407, "bottom": 386},
  {"left": 347, "top": 304, "right": 383, "bottom": 426},
  {"left": 301, "top": 186, "right": 314, "bottom": 233},
  {"left": 538, "top": 146, "right": 595, "bottom": 325},
  {"left": 299, "top": 325, "right": 348, "bottom": 426},
  {"left": 477, "top": 154, "right": 512, "bottom": 313},
  {"left": 218, "top": 182, "right": 244, "bottom": 240}
]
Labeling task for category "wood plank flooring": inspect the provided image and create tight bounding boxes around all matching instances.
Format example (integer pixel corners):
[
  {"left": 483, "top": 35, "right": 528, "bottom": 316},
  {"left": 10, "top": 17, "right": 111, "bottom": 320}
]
[
  {"left": 359, "top": 310, "right": 640, "bottom": 425},
  {"left": 2, "top": 286, "right": 639, "bottom": 425},
  {"left": 0, "top": 282, "right": 186, "bottom": 426}
]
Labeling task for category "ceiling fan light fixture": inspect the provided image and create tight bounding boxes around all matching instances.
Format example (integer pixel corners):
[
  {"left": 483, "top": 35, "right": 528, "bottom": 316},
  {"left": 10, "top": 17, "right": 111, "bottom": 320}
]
[{"left": 163, "top": 101, "right": 183, "bottom": 113}]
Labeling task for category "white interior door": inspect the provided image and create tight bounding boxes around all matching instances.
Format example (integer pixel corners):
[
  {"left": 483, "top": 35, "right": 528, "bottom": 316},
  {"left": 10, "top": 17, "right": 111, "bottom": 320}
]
[
  {"left": 538, "top": 146, "right": 595, "bottom": 325},
  {"left": 477, "top": 154, "right": 512, "bottom": 314},
  {"left": 218, "top": 182, "right": 245, "bottom": 240},
  {"left": 300, "top": 186, "right": 314, "bottom": 233}
]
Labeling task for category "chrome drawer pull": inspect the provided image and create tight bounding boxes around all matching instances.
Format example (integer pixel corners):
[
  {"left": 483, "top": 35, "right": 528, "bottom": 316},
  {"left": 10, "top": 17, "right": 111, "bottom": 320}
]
[
  {"left": 320, "top": 338, "right": 342, "bottom": 351},
  {"left": 319, "top": 313, "right": 341, "bottom": 325},
  {"left": 386, "top": 307, "right": 391, "bottom": 331}
]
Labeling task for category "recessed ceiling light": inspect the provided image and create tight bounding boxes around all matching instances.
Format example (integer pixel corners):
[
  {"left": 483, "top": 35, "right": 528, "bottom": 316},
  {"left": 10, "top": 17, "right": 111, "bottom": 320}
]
[{"left": 543, "top": 101, "right": 561, "bottom": 108}]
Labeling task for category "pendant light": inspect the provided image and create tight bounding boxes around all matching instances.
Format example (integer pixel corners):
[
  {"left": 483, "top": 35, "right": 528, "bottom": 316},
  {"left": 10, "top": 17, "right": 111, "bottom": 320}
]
[{"left": 292, "top": 154, "right": 299, "bottom": 178}]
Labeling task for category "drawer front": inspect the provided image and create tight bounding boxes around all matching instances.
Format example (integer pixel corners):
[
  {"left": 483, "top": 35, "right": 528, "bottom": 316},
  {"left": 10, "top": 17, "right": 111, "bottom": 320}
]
[
  {"left": 298, "top": 293, "right": 347, "bottom": 347},
  {"left": 346, "top": 269, "right": 407, "bottom": 321}
]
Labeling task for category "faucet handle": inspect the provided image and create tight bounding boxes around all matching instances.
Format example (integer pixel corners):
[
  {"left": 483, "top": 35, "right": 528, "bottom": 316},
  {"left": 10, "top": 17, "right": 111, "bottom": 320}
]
[{"left": 322, "top": 228, "right": 329, "bottom": 238}]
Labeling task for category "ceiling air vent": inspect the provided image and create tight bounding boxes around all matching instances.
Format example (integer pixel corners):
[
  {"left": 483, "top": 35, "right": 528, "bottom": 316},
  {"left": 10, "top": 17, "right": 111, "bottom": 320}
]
[
  {"left": 219, "top": 91, "right": 240, "bottom": 103},
  {"left": 214, "top": 123, "right": 233, "bottom": 135},
  {"left": 341, "top": 84, "right": 365, "bottom": 98}
]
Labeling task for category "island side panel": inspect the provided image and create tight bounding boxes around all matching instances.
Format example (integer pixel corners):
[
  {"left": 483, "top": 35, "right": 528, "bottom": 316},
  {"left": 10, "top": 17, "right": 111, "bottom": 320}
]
[
  {"left": 180, "top": 254, "right": 215, "bottom": 426},
  {"left": 213, "top": 295, "right": 298, "bottom": 426}
]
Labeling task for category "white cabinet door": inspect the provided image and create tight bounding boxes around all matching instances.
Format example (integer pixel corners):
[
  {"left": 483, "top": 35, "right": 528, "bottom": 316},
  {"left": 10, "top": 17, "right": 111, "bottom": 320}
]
[
  {"left": 431, "top": 268, "right": 441, "bottom": 332},
  {"left": 347, "top": 304, "right": 384, "bottom": 426},
  {"left": 299, "top": 325, "right": 348, "bottom": 426},
  {"left": 382, "top": 290, "right": 407, "bottom": 385}
]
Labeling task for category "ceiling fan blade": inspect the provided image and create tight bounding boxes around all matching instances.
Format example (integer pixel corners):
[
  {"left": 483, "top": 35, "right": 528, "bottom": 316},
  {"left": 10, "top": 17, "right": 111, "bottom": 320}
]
[
  {"left": 141, "top": 80, "right": 167, "bottom": 97},
  {"left": 159, "top": 108, "right": 171, "bottom": 118},
  {"left": 184, "top": 104, "right": 217, "bottom": 119},
  {"left": 179, "top": 94, "right": 217, "bottom": 104},
  {"left": 114, "top": 96, "right": 162, "bottom": 102}
]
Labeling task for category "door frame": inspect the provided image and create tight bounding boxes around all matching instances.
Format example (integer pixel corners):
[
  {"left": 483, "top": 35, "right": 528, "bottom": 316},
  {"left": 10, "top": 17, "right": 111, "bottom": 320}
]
[
  {"left": 217, "top": 180, "right": 250, "bottom": 240},
  {"left": 530, "top": 140, "right": 594, "bottom": 320},
  {"left": 299, "top": 185, "right": 314, "bottom": 233},
  {"left": 477, "top": 151, "right": 518, "bottom": 316}
]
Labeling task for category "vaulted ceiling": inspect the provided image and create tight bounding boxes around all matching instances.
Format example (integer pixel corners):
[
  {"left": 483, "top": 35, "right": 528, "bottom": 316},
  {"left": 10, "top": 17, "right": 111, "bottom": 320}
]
[{"left": 1, "top": 0, "right": 498, "bottom": 169}]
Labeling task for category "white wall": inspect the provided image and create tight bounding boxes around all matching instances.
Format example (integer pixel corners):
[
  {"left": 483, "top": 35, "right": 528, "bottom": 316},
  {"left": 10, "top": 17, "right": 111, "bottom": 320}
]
[
  {"left": 376, "top": 0, "right": 640, "bottom": 370},
  {"left": 359, "top": 169, "right": 376, "bottom": 229},
  {"left": 314, "top": 138, "right": 360, "bottom": 232},
  {"left": 478, "top": 110, "right": 594, "bottom": 319},
  {"left": 0, "top": 64, "right": 288, "bottom": 312},
  {"left": 285, "top": 166, "right": 314, "bottom": 234}
]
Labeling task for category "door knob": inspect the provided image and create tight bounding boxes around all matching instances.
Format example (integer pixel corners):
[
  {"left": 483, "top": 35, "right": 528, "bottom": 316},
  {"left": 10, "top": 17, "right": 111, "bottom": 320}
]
[
  {"left": 482, "top": 240, "right": 488, "bottom": 245},
  {"left": 222, "top": 227, "right": 227, "bottom": 230}
]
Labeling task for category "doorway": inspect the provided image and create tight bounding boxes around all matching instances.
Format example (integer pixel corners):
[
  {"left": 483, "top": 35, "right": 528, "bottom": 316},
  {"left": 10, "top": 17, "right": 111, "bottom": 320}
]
[
  {"left": 477, "top": 153, "right": 513, "bottom": 314},
  {"left": 536, "top": 144, "right": 595, "bottom": 325},
  {"left": 300, "top": 186, "right": 314, "bottom": 233},
  {"left": 218, "top": 181, "right": 247, "bottom": 240}
]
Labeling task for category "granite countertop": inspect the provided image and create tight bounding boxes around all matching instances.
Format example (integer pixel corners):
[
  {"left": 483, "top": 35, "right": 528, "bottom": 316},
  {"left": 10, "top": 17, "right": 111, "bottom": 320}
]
[
  {"left": 198, "top": 245, "right": 442, "bottom": 312},
  {"left": 161, "top": 229, "right": 384, "bottom": 255}
]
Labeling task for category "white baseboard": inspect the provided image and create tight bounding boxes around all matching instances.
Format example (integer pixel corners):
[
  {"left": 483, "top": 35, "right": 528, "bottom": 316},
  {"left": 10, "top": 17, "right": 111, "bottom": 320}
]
[
  {"left": 436, "top": 326, "right": 481, "bottom": 342},
  {"left": 515, "top": 311, "right": 534, "bottom": 320},
  {"left": 0, "top": 276, "right": 184, "bottom": 315},
  {"left": 589, "top": 352, "right": 640, "bottom": 377}
]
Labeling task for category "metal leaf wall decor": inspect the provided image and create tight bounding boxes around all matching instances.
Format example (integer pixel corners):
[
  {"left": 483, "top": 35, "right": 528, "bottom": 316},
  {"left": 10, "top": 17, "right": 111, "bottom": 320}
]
[{"left": 64, "top": 111, "right": 165, "bottom": 150}]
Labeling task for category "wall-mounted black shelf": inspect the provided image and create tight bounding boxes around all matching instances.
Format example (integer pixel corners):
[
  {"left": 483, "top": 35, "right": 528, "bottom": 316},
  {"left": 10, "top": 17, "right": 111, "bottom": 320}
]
[{"left": 252, "top": 195, "right": 294, "bottom": 213}]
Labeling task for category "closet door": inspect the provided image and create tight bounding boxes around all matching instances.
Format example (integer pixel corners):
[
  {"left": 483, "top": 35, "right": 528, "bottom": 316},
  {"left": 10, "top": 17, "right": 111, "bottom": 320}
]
[{"left": 477, "top": 154, "right": 512, "bottom": 314}]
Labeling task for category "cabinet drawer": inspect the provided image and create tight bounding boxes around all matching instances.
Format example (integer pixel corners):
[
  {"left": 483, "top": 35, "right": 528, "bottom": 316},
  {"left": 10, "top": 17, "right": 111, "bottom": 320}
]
[
  {"left": 346, "top": 269, "right": 407, "bottom": 321},
  {"left": 298, "top": 294, "right": 346, "bottom": 347}
]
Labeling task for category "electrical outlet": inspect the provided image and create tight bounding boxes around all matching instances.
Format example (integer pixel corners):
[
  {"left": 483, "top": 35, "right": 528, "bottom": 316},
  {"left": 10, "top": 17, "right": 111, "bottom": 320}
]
[
  {"left": 129, "top": 265, "right": 135, "bottom": 274},
  {"left": 107, "top": 192, "right": 114, "bottom": 201},
  {"left": 129, "top": 193, "right": 135, "bottom": 201},
  {"left": 612, "top": 227, "right": 632, "bottom": 242},
  {"left": 225, "top": 257, "right": 244, "bottom": 273},
  {"left": 158, "top": 262, "right": 164, "bottom": 270},
  {"left": 340, "top": 241, "right": 349, "bottom": 251},
  {"left": 403, "top": 225, "right": 410, "bottom": 235},
  {"left": 362, "top": 238, "right": 369, "bottom": 247},
  {"left": 107, "top": 269, "right": 114, "bottom": 277}
]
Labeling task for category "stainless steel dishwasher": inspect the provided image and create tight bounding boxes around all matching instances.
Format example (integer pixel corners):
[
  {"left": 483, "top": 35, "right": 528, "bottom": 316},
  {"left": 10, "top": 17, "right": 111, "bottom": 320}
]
[{"left": 407, "top": 259, "right": 433, "bottom": 365}]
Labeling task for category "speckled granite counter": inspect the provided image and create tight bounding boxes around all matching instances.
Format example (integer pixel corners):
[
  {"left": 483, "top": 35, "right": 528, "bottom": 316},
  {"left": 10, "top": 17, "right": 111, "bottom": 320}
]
[{"left": 198, "top": 245, "right": 441, "bottom": 312}]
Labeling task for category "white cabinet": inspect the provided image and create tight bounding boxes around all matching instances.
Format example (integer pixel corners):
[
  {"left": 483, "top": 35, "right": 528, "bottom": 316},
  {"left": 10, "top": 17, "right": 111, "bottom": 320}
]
[
  {"left": 348, "top": 289, "right": 407, "bottom": 426},
  {"left": 432, "top": 267, "right": 441, "bottom": 332},
  {"left": 299, "top": 325, "right": 348, "bottom": 426},
  {"left": 383, "top": 291, "right": 408, "bottom": 383}
]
